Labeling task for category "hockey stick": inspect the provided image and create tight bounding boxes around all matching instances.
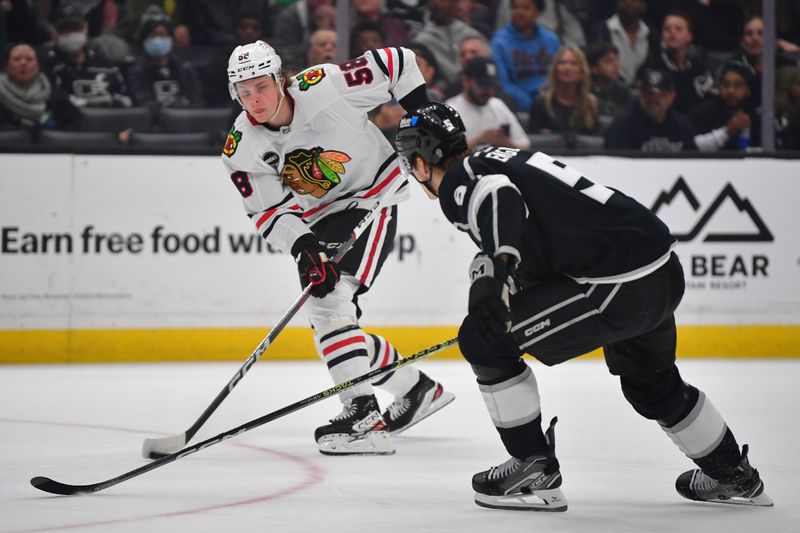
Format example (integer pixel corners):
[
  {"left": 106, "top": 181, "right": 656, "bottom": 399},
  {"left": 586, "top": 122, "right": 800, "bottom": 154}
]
[
  {"left": 141, "top": 176, "right": 408, "bottom": 459},
  {"left": 31, "top": 337, "right": 458, "bottom": 496}
]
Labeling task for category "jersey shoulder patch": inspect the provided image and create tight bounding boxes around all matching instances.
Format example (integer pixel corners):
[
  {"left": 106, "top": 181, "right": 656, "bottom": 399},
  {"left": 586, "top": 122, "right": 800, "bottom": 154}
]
[
  {"left": 222, "top": 124, "right": 243, "bottom": 157},
  {"left": 221, "top": 113, "right": 263, "bottom": 169},
  {"left": 294, "top": 64, "right": 329, "bottom": 91}
]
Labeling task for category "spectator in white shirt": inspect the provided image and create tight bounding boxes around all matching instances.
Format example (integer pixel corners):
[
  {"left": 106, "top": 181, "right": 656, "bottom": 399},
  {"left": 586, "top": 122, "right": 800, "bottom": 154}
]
[
  {"left": 587, "top": 0, "right": 655, "bottom": 85},
  {"left": 445, "top": 56, "right": 530, "bottom": 149}
]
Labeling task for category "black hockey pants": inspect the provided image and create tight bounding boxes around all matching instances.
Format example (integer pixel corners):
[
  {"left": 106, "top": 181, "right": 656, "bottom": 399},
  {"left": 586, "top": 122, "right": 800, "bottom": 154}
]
[{"left": 459, "top": 253, "right": 694, "bottom": 423}]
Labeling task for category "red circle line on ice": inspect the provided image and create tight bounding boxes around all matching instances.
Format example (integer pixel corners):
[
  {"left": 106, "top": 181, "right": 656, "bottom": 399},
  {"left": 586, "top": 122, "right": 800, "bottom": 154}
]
[{"left": 1, "top": 417, "right": 325, "bottom": 533}]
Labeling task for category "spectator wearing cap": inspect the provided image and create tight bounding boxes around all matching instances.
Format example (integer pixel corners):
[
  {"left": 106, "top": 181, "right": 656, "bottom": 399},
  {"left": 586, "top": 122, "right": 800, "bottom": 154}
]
[
  {"left": 412, "top": 0, "right": 482, "bottom": 86},
  {"left": 490, "top": 0, "right": 560, "bottom": 112},
  {"left": 529, "top": 44, "right": 598, "bottom": 135},
  {"left": 586, "top": 0, "right": 655, "bottom": 85},
  {"left": 689, "top": 60, "right": 759, "bottom": 152},
  {"left": 587, "top": 41, "right": 633, "bottom": 119},
  {"left": 639, "top": 10, "right": 713, "bottom": 114},
  {"left": 41, "top": 15, "right": 132, "bottom": 109},
  {"left": 604, "top": 67, "right": 696, "bottom": 152},
  {"left": 445, "top": 56, "right": 530, "bottom": 150},
  {"left": 124, "top": 9, "right": 203, "bottom": 108},
  {"left": 0, "top": 42, "right": 78, "bottom": 131}
]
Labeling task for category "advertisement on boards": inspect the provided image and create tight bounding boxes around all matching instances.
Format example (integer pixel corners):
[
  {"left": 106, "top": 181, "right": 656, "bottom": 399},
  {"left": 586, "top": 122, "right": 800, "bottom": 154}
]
[{"left": 1, "top": 154, "right": 799, "bottom": 333}]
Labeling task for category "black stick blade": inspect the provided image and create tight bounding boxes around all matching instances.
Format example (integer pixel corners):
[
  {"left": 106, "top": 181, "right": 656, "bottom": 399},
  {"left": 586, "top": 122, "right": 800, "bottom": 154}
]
[{"left": 30, "top": 476, "right": 97, "bottom": 495}]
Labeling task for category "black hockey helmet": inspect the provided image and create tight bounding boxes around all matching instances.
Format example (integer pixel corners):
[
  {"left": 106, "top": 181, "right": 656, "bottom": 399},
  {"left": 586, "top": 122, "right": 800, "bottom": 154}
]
[{"left": 395, "top": 102, "right": 468, "bottom": 177}]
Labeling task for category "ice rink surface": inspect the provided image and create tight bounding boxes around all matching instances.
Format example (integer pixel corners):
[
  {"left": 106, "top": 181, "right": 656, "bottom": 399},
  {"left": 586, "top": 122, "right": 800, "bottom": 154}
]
[{"left": 1, "top": 357, "right": 797, "bottom": 533}]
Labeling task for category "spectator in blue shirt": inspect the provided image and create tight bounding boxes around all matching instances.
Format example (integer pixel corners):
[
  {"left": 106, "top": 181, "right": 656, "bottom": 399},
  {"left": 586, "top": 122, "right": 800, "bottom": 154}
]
[{"left": 491, "top": 0, "right": 560, "bottom": 112}]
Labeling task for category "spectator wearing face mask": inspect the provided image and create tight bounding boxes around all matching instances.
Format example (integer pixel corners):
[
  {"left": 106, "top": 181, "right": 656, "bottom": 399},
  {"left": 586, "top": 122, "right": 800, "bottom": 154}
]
[
  {"left": 124, "top": 8, "right": 203, "bottom": 108},
  {"left": 41, "top": 14, "right": 132, "bottom": 108}
]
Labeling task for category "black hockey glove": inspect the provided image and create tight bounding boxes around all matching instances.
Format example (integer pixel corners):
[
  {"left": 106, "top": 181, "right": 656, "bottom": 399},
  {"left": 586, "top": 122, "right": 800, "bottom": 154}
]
[
  {"left": 467, "top": 253, "right": 512, "bottom": 344},
  {"left": 291, "top": 233, "right": 341, "bottom": 298}
]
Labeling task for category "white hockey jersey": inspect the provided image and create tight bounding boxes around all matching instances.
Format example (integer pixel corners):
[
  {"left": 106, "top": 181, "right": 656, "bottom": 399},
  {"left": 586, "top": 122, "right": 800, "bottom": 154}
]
[{"left": 221, "top": 47, "right": 424, "bottom": 253}]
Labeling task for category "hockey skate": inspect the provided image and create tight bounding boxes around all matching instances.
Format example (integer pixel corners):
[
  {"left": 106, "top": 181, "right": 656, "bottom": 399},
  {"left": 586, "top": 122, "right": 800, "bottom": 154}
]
[
  {"left": 315, "top": 394, "right": 395, "bottom": 456},
  {"left": 472, "top": 417, "right": 567, "bottom": 512},
  {"left": 382, "top": 372, "right": 455, "bottom": 435},
  {"left": 675, "top": 444, "right": 773, "bottom": 506}
]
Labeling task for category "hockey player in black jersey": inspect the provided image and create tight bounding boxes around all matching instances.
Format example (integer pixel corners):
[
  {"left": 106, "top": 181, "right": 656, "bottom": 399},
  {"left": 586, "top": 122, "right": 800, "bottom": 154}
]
[{"left": 394, "top": 102, "right": 773, "bottom": 511}]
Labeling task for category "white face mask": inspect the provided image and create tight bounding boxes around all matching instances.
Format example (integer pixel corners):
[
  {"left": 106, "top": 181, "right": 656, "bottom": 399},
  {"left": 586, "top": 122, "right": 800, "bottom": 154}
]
[{"left": 57, "top": 32, "right": 88, "bottom": 54}]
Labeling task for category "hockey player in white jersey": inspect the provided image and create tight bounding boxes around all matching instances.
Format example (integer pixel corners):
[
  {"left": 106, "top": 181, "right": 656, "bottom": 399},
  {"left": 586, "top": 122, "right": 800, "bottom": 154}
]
[{"left": 221, "top": 41, "right": 454, "bottom": 455}]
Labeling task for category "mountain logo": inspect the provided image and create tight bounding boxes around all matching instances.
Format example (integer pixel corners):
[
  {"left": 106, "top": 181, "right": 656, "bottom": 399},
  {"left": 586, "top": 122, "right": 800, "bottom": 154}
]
[{"left": 651, "top": 177, "right": 773, "bottom": 242}]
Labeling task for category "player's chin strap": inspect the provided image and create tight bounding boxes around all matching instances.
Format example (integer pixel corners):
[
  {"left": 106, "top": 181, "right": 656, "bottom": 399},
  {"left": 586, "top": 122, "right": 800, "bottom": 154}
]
[
  {"left": 421, "top": 171, "right": 438, "bottom": 198},
  {"left": 414, "top": 156, "right": 438, "bottom": 198},
  {"left": 266, "top": 76, "right": 287, "bottom": 125}
]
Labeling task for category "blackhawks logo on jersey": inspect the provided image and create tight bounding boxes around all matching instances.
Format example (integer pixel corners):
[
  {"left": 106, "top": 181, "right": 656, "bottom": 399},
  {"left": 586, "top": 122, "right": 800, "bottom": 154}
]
[
  {"left": 223, "top": 127, "right": 242, "bottom": 157},
  {"left": 296, "top": 67, "right": 325, "bottom": 91},
  {"left": 280, "top": 147, "right": 350, "bottom": 198}
]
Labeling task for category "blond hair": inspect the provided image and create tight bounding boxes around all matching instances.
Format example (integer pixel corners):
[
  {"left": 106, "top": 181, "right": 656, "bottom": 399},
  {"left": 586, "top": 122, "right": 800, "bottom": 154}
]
[{"left": 541, "top": 44, "right": 597, "bottom": 131}]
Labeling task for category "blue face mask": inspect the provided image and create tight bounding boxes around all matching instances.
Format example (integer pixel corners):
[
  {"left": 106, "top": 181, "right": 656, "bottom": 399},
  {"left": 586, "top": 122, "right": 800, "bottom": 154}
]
[{"left": 144, "top": 36, "right": 173, "bottom": 57}]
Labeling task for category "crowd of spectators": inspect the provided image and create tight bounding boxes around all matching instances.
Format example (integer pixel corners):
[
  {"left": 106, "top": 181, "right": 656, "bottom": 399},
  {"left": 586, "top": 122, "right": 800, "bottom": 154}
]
[{"left": 1, "top": 0, "right": 799, "bottom": 151}]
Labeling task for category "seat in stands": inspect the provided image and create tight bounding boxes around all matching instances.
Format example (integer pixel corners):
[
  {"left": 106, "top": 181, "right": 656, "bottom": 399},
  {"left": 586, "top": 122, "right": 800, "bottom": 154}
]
[
  {"left": 39, "top": 129, "right": 119, "bottom": 146},
  {"left": 79, "top": 106, "right": 153, "bottom": 132},
  {"left": 129, "top": 131, "right": 213, "bottom": 147}
]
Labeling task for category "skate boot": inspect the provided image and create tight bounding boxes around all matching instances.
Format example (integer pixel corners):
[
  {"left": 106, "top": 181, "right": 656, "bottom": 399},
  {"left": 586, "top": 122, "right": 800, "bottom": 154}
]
[
  {"left": 314, "top": 394, "right": 395, "bottom": 456},
  {"left": 472, "top": 417, "right": 567, "bottom": 512},
  {"left": 381, "top": 372, "right": 455, "bottom": 435},
  {"left": 675, "top": 444, "right": 773, "bottom": 506}
]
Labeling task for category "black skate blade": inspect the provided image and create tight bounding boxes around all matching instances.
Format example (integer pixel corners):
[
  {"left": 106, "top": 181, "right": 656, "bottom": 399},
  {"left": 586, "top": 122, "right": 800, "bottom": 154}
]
[{"left": 319, "top": 449, "right": 397, "bottom": 456}]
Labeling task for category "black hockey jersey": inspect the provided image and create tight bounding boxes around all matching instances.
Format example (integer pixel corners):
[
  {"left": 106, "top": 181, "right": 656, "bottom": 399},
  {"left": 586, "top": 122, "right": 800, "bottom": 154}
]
[{"left": 438, "top": 147, "right": 676, "bottom": 284}]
